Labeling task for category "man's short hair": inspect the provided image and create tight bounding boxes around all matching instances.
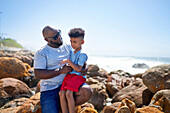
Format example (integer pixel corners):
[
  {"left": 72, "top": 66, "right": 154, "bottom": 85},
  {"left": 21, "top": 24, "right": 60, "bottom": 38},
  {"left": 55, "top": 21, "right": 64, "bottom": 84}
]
[
  {"left": 68, "top": 28, "right": 85, "bottom": 39},
  {"left": 42, "top": 26, "right": 60, "bottom": 38}
]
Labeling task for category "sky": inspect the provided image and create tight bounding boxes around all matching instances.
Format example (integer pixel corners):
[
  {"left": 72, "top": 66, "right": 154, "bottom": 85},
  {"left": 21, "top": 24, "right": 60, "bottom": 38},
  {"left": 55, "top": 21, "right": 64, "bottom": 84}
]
[{"left": 0, "top": 0, "right": 170, "bottom": 57}]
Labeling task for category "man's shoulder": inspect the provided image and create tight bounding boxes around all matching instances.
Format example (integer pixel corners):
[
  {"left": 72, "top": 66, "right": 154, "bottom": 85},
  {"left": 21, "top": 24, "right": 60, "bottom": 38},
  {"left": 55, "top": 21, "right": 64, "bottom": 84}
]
[
  {"left": 35, "top": 45, "right": 48, "bottom": 55},
  {"left": 63, "top": 43, "right": 71, "bottom": 48},
  {"left": 63, "top": 43, "right": 72, "bottom": 51},
  {"left": 36, "top": 44, "right": 48, "bottom": 51}
]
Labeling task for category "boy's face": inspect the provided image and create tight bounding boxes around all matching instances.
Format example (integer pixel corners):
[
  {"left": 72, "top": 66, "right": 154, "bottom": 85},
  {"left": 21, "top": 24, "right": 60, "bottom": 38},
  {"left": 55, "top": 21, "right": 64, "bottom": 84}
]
[{"left": 70, "top": 37, "right": 84, "bottom": 50}]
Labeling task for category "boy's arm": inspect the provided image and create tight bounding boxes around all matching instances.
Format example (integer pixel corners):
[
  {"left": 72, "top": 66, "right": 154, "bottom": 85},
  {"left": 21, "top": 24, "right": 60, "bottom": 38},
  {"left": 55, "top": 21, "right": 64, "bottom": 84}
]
[
  {"left": 81, "top": 63, "right": 89, "bottom": 76},
  {"left": 60, "top": 59, "right": 82, "bottom": 72}
]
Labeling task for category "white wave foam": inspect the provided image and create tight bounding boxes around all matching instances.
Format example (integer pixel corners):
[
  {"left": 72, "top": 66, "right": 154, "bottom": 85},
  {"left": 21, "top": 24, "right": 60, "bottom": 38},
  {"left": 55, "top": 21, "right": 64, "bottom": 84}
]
[{"left": 87, "top": 55, "right": 169, "bottom": 74}]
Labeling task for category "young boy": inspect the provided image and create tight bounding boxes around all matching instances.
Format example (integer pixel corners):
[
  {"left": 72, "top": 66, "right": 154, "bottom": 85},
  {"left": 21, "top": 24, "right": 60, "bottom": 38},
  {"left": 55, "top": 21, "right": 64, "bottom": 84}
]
[{"left": 59, "top": 28, "right": 88, "bottom": 113}]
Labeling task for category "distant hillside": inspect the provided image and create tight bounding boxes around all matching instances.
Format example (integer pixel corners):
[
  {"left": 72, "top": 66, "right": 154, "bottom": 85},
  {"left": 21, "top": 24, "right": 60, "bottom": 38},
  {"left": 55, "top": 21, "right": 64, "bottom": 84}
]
[{"left": 0, "top": 38, "right": 23, "bottom": 48}]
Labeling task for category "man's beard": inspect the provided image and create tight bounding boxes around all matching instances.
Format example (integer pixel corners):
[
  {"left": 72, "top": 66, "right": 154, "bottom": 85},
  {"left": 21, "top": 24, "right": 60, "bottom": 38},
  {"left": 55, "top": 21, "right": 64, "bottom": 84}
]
[{"left": 50, "top": 41, "right": 63, "bottom": 48}]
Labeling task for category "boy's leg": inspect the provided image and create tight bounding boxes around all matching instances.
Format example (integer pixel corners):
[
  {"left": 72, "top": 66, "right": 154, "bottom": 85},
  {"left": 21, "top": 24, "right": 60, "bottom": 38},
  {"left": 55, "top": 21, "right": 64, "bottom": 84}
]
[
  {"left": 40, "top": 86, "right": 61, "bottom": 113},
  {"left": 59, "top": 90, "right": 68, "bottom": 113},
  {"left": 66, "top": 90, "right": 75, "bottom": 113}
]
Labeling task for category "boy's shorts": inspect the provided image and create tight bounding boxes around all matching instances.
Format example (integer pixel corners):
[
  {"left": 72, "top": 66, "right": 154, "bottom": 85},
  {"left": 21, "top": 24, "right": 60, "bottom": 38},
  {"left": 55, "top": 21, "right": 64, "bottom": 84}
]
[{"left": 60, "top": 74, "right": 86, "bottom": 92}]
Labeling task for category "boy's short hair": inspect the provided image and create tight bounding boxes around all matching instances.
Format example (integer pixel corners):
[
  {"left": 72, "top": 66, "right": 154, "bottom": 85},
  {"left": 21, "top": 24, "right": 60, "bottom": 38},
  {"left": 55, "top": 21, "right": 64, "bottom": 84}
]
[{"left": 68, "top": 28, "right": 85, "bottom": 39}]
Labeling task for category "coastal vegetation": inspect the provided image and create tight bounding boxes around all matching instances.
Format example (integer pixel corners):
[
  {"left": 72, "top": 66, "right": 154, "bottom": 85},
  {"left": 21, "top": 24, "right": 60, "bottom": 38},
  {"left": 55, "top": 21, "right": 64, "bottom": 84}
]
[{"left": 0, "top": 37, "right": 23, "bottom": 48}]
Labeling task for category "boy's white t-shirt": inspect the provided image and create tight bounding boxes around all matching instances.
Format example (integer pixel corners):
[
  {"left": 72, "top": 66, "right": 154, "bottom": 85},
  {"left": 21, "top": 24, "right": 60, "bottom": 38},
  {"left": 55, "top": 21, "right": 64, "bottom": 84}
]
[{"left": 34, "top": 43, "right": 71, "bottom": 92}]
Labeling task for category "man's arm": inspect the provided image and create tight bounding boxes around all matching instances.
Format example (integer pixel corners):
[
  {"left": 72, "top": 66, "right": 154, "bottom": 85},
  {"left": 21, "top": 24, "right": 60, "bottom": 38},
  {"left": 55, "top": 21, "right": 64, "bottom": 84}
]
[{"left": 34, "top": 65, "right": 72, "bottom": 79}]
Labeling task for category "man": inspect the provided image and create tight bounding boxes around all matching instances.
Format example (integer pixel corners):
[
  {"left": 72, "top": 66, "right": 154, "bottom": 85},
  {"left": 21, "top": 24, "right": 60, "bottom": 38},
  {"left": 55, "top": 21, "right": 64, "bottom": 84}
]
[{"left": 34, "top": 26, "right": 92, "bottom": 113}]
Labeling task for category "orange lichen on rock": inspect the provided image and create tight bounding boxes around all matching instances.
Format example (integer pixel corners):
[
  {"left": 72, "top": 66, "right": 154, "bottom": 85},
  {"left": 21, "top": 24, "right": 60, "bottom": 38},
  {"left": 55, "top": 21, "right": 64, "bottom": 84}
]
[
  {"left": 79, "top": 108, "right": 98, "bottom": 113},
  {"left": 75, "top": 106, "right": 82, "bottom": 113},
  {"left": 152, "top": 96, "right": 164, "bottom": 110},
  {"left": 150, "top": 84, "right": 157, "bottom": 93},
  {"left": 115, "top": 98, "right": 137, "bottom": 113},
  {"left": 149, "top": 90, "right": 170, "bottom": 113},
  {"left": 142, "top": 64, "right": 170, "bottom": 93},
  {"left": 0, "top": 57, "right": 30, "bottom": 79},
  {"left": 24, "top": 63, "right": 31, "bottom": 70},
  {"left": 16, "top": 92, "right": 41, "bottom": 113},
  {"left": 75, "top": 103, "right": 98, "bottom": 113},
  {"left": 135, "top": 106, "right": 164, "bottom": 113}
]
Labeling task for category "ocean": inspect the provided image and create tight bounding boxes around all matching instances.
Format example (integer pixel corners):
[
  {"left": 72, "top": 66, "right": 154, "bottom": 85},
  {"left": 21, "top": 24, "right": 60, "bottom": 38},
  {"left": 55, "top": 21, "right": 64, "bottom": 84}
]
[{"left": 87, "top": 55, "right": 170, "bottom": 75}]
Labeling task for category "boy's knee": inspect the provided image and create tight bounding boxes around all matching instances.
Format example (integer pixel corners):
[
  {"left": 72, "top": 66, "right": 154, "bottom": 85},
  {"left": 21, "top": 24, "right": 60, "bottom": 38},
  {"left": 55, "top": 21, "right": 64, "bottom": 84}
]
[
  {"left": 66, "top": 90, "right": 73, "bottom": 98},
  {"left": 59, "top": 91, "right": 65, "bottom": 97}
]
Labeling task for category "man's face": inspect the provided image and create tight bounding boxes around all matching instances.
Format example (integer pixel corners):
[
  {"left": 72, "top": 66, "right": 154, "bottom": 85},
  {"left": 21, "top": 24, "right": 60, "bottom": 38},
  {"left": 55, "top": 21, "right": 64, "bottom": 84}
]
[{"left": 46, "top": 33, "right": 63, "bottom": 48}]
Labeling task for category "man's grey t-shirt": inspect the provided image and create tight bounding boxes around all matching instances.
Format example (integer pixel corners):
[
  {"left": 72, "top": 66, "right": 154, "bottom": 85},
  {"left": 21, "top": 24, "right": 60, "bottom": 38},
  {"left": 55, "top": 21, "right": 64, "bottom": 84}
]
[{"left": 34, "top": 43, "right": 71, "bottom": 92}]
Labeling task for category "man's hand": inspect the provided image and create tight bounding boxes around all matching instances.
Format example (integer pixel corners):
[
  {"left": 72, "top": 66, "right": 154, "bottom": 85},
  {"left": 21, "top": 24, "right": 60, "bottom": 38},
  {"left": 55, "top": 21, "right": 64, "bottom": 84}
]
[{"left": 59, "top": 64, "right": 72, "bottom": 74}]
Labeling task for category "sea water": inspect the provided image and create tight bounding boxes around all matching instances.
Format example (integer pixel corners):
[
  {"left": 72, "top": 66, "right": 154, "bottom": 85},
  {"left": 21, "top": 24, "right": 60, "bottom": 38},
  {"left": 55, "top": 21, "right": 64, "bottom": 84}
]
[{"left": 87, "top": 55, "right": 170, "bottom": 75}]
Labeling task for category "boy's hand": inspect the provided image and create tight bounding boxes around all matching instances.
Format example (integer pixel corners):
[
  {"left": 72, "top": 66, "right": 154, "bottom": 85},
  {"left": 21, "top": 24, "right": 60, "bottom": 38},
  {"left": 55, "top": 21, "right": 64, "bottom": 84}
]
[{"left": 60, "top": 59, "right": 70, "bottom": 65}]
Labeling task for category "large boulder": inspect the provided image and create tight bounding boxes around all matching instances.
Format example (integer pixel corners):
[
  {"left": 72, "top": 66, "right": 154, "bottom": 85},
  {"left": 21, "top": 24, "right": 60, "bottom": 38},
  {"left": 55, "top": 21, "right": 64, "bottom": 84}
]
[
  {"left": 0, "top": 78, "right": 33, "bottom": 107},
  {"left": 88, "top": 82, "right": 108, "bottom": 111},
  {"left": 135, "top": 106, "right": 163, "bottom": 113},
  {"left": 106, "top": 82, "right": 119, "bottom": 98},
  {"left": 20, "top": 55, "right": 33, "bottom": 67},
  {"left": 86, "top": 77, "right": 99, "bottom": 85},
  {"left": 0, "top": 49, "right": 34, "bottom": 67},
  {"left": 107, "top": 71, "right": 133, "bottom": 88},
  {"left": 23, "top": 63, "right": 31, "bottom": 70},
  {"left": 0, "top": 57, "right": 30, "bottom": 79},
  {"left": 112, "top": 79, "right": 148, "bottom": 107},
  {"left": 88, "top": 65, "right": 99, "bottom": 72},
  {"left": 0, "top": 98, "right": 29, "bottom": 113},
  {"left": 79, "top": 102, "right": 95, "bottom": 109},
  {"left": 115, "top": 98, "right": 137, "bottom": 113},
  {"left": 26, "top": 67, "right": 40, "bottom": 88},
  {"left": 142, "top": 88, "right": 154, "bottom": 106},
  {"left": 75, "top": 103, "right": 97, "bottom": 113},
  {"left": 77, "top": 108, "right": 98, "bottom": 113},
  {"left": 142, "top": 64, "right": 170, "bottom": 93},
  {"left": 132, "top": 63, "right": 149, "bottom": 69},
  {"left": 87, "top": 65, "right": 108, "bottom": 78},
  {"left": 102, "top": 102, "right": 121, "bottom": 113},
  {"left": 87, "top": 65, "right": 100, "bottom": 77},
  {"left": 149, "top": 89, "right": 170, "bottom": 113},
  {"left": 120, "top": 77, "right": 134, "bottom": 88},
  {"left": 14, "top": 54, "right": 33, "bottom": 67},
  {"left": 16, "top": 92, "right": 41, "bottom": 113}
]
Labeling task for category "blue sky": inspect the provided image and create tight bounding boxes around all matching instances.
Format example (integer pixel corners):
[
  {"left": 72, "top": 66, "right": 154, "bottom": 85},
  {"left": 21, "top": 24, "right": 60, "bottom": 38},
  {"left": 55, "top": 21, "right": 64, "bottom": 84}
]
[{"left": 0, "top": 0, "right": 170, "bottom": 57}]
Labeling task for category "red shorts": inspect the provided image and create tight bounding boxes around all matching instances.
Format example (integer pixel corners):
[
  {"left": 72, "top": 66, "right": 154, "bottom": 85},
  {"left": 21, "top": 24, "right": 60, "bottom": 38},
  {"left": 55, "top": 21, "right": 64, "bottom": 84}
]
[{"left": 60, "top": 74, "right": 86, "bottom": 92}]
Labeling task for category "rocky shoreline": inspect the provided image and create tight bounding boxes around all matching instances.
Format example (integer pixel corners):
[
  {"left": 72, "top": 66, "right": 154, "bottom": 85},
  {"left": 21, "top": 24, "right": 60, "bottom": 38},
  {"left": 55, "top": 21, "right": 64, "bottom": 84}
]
[{"left": 0, "top": 49, "right": 170, "bottom": 113}]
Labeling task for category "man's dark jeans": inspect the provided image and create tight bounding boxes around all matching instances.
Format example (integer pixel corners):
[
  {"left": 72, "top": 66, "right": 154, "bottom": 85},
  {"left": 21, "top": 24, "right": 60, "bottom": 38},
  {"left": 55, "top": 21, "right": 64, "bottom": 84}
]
[{"left": 40, "top": 86, "right": 61, "bottom": 113}]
